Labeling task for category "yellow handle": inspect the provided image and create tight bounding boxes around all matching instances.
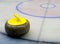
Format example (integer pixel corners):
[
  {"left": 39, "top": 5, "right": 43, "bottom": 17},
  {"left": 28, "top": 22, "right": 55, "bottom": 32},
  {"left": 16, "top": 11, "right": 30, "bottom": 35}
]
[
  {"left": 14, "top": 13, "right": 20, "bottom": 21},
  {"left": 8, "top": 13, "right": 27, "bottom": 25}
]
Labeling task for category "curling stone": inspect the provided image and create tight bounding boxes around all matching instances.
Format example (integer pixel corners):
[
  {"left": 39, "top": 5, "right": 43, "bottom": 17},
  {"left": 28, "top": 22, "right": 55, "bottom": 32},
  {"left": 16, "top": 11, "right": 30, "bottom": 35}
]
[{"left": 5, "top": 13, "right": 30, "bottom": 37}]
